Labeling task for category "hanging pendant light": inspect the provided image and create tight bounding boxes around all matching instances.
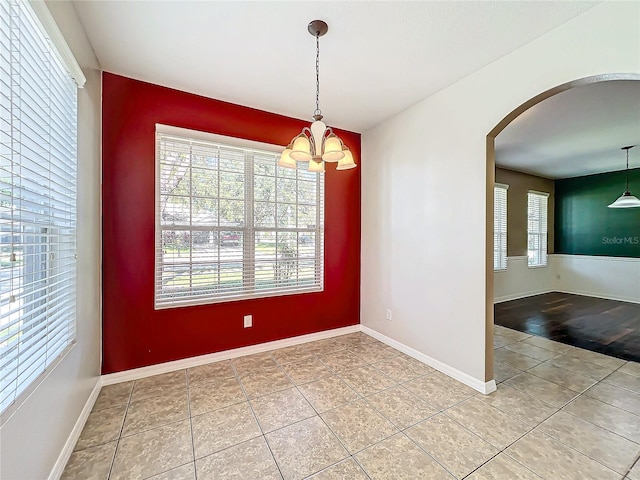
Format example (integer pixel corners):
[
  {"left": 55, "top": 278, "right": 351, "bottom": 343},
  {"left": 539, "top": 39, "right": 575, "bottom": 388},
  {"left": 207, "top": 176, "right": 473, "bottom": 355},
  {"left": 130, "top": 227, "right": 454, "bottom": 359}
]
[
  {"left": 279, "top": 20, "right": 357, "bottom": 172},
  {"left": 608, "top": 145, "right": 640, "bottom": 208}
]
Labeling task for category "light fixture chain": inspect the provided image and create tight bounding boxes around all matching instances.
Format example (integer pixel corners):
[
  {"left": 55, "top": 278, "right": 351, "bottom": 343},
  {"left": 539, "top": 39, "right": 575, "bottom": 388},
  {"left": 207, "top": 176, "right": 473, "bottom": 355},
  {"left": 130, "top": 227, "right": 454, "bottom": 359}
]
[
  {"left": 626, "top": 147, "right": 630, "bottom": 192},
  {"left": 315, "top": 32, "right": 321, "bottom": 117}
]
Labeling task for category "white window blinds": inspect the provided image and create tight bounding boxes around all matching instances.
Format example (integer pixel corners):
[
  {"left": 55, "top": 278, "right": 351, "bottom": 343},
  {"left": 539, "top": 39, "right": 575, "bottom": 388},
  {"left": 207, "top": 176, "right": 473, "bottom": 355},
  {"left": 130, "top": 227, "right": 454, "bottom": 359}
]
[
  {"left": 494, "top": 184, "right": 508, "bottom": 271},
  {"left": 0, "top": 0, "right": 78, "bottom": 414},
  {"left": 527, "top": 191, "right": 549, "bottom": 267},
  {"left": 155, "top": 129, "right": 324, "bottom": 308}
]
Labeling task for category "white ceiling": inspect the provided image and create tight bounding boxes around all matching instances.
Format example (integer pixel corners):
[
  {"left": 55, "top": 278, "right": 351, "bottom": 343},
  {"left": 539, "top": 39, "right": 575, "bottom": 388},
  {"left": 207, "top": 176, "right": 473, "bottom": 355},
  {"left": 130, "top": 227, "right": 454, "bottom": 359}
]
[
  {"left": 73, "top": 1, "right": 597, "bottom": 133},
  {"left": 495, "top": 80, "right": 640, "bottom": 179}
]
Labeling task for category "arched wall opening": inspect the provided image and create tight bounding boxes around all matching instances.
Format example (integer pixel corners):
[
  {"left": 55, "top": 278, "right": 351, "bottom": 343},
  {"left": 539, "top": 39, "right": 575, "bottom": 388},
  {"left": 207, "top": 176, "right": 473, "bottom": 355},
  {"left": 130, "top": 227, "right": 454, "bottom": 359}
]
[{"left": 484, "top": 73, "right": 640, "bottom": 381}]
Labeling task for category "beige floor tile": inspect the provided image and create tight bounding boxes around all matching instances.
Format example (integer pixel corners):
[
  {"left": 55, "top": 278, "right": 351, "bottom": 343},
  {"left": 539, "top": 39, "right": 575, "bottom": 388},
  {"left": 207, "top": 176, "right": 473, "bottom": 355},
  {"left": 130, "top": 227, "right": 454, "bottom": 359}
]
[
  {"left": 446, "top": 397, "right": 531, "bottom": 449},
  {"left": 337, "top": 364, "right": 397, "bottom": 396},
  {"left": 620, "top": 361, "right": 640, "bottom": 378},
  {"left": 92, "top": 382, "right": 132, "bottom": 412},
  {"left": 250, "top": 387, "right": 315, "bottom": 432},
  {"left": 494, "top": 334, "right": 516, "bottom": 348},
  {"left": 74, "top": 404, "right": 126, "bottom": 451},
  {"left": 266, "top": 416, "right": 348, "bottom": 480},
  {"left": 563, "top": 395, "right": 640, "bottom": 442},
  {"left": 321, "top": 398, "right": 397, "bottom": 453},
  {"left": 406, "top": 414, "right": 498, "bottom": 478},
  {"left": 466, "top": 453, "right": 541, "bottom": 479},
  {"left": 271, "top": 344, "right": 315, "bottom": 365},
  {"left": 477, "top": 384, "right": 557, "bottom": 427},
  {"left": 494, "top": 361, "right": 522, "bottom": 384},
  {"left": 306, "top": 458, "right": 368, "bottom": 479},
  {"left": 318, "top": 350, "right": 368, "bottom": 373},
  {"left": 372, "top": 354, "right": 434, "bottom": 382},
  {"left": 365, "top": 385, "right": 437, "bottom": 429},
  {"left": 62, "top": 441, "right": 116, "bottom": 480},
  {"left": 306, "top": 338, "right": 349, "bottom": 356},
  {"left": 186, "top": 360, "right": 234, "bottom": 387},
  {"left": 356, "top": 433, "right": 454, "bottom": 480},
  {"left": 122, "top": 390, "right": 189, "bottom": 436},
  {"left": 505, "top": 372, "right": 578, "bottom": 407},
  {"left": 110, "top": 420, "right": 193, "bottom": 480},
  {"left": 604, "top": 371, "right": 640, "bottom": 393},
  {"left": 538, "top": 411, "right": 640, "bottom": 475},
  {"left": 565, "top": 348, "right": 626, "bottom": 369},
  {"left": 191, "top": 402, "right": 262, "bottom": 459},
  {"left": 298, "top": 375, "right": 360, "bottom": 413},
  {"left": 195, "top": 437, "right": 281, "bottom": 480},
  {"left": 527, "top": 363, "right": 597, "bottom": 392},
  {"left": 239, "top": 366, "right": 293, "bottom": 399},
  {"left": 146, "top": 463, "right": 195, "bottom": 480},
  {"left": 503, "top": 343, "right": 558, "bottom": 362},
  {"left": 521, "top": 335, "right": 575, "bottom": 354},
  {"left": 189, "top": 377, "right": 246, "bottom": 416},
  {"left": 585, "top": 381, "right": 640, "bottom": 415},
  {"left": 338, "top": 332, "right": 378, "bottom": 346},
  {"left": 629, "top": 460, "right": 640, "bottom": 480},
  {"left": 131, "top": 371, "right": 187, "bottom": 403},
  {"left": 546, "top": 355, "right": 616, "bottom": 381},
  {"left": 494, "top": 326, "right": 531, "bottom": 341},
  {"left": 506, "top": 430, "right": 620, "bottom": 480},
  {"left": 402, "top": 372, "right": 475, "bottom": 410},
  {"left": 494, "top": 348, "right": 544, "bottom": 370},
  {"left": 348, "top": 342, "right": 399, "bottom": 363},
  {"left": 232, "top": 352, "right": 278, "bottom": 377},
  {"left": 281, "top": 357, "right": 332, "bottom": 385}
]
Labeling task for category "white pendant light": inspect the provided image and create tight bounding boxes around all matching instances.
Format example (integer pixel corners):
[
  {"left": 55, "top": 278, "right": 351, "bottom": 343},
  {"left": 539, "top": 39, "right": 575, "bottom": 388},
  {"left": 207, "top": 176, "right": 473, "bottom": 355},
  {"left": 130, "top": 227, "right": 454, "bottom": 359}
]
[
  {"left": 277, "top": 20, "right": 356, "bottom": 172},
  {"left": 608, "top": 145, "right": 640, "bottom": 208}
]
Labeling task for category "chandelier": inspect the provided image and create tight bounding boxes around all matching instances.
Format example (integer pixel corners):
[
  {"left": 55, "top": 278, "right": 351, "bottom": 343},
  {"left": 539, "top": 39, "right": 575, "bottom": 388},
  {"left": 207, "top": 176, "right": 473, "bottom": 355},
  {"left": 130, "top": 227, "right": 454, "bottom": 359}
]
[
  {"left": 608, "top": 145, "right": 640, "bottom": 208},
  {"left": 278, "top": 20, "right": 356, "bottom": 172}
]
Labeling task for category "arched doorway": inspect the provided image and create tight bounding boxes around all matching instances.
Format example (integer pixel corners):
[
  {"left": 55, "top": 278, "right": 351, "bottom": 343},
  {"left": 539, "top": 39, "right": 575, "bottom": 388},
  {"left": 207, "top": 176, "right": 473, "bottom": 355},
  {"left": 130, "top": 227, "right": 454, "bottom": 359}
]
[{"left": 485, "top": 73, "right": 640, "bottom": 382}]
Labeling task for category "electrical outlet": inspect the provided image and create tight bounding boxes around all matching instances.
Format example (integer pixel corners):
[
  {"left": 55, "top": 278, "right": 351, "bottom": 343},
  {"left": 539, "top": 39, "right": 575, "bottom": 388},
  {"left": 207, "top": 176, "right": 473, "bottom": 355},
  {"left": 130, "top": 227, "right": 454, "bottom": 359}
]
[
  {"left": 386, "top": 309, "right": 392, "bottom": 321},
  {"left": 556, "top": 274, "right": 561, "bottom": 280},
  {"left": 244, "top": 315, "right": 252, "bottom": 328}
]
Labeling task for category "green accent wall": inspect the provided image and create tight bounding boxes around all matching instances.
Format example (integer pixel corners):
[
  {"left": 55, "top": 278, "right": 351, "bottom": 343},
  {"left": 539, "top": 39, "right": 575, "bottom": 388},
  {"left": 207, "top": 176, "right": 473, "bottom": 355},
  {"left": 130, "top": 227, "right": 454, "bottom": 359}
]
[{"left": 555, "top": 168, "right": 640, "bottom": 257}]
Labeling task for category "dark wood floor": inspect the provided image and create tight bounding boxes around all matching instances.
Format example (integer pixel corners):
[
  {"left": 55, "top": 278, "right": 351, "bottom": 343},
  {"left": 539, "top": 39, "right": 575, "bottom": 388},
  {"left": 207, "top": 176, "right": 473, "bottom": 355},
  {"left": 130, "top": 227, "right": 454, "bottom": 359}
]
[{"left": 494, "top": 292, "right": 640, "bottom": 362}]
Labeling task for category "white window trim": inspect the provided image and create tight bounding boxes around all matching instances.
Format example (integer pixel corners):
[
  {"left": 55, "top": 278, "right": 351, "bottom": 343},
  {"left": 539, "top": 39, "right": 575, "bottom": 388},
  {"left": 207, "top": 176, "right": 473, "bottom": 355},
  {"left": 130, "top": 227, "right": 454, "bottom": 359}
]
[
  {"left": 527, "top": 190, "right": 549, "bottom": 268},
  {"left": 154, "top": 126, "right": 324, "bottom": 309},
  {"left": 494, "top": 183, "right": 509, "bottom": 272}
]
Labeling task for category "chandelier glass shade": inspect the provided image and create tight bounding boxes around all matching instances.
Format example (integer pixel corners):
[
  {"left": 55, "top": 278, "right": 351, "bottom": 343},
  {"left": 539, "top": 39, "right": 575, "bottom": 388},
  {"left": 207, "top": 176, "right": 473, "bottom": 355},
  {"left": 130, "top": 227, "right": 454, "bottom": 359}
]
[
  {"left": 608, "top": 145, "right": 640, "bottom": 208},
  {"left": 278, "top": 20, "right": 356, "bottom": 173}
]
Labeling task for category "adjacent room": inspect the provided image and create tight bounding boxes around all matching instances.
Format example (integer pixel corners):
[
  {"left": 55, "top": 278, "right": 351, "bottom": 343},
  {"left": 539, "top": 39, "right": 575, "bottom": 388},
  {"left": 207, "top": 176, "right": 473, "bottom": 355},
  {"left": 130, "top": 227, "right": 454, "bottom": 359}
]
[{"left": 1, "top": 1, "right": 639, "bottom": 479}]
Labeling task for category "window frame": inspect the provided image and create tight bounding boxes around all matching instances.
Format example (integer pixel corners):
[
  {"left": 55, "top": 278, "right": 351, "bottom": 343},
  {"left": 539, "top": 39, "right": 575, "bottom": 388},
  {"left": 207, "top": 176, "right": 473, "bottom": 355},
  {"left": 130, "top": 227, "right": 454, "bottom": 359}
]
[
  {"left": 494, "top": 183, "right": 508, "bottom": 271},
  {"left": 0, "top": 0, "right": 81, "bottom": 417},
  {"left": 527, "top": 190, "right": 549, "bottom": 268},
  {"left": 154, "top": 125, "right": 325, "bottom": 309}
]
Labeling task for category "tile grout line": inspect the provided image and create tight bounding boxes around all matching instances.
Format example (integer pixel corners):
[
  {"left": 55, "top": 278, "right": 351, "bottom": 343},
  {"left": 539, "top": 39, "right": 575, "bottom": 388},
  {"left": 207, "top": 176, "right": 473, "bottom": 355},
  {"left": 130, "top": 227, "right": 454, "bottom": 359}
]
[
  {"left": 185, "top": 369, "right": 198, "bottom": 480},
  {"left": 105, "top": 382, "right": 134, "bottom": 480}
]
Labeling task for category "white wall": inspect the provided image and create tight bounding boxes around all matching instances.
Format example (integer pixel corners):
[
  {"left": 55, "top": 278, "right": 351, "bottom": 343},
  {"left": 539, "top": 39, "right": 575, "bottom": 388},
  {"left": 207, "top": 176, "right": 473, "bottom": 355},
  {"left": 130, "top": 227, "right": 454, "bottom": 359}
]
[
  {"left": 553, "top": 255, "right": 640, "bottom": 304},
  {"left": 0, "top": 2, "right": 102, "bottom": 479},
  {"left": 361, "top": 2, "right": 640, "bottom": 386},
  {"left": 494, "top": 257, "right": 553, "bottom": 303}
]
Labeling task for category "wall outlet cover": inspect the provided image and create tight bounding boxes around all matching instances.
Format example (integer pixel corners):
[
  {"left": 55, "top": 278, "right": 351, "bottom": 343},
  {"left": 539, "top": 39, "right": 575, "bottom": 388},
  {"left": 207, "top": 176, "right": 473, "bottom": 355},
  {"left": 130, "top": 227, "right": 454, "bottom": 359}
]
[{"left": 243, "top": 315, "right": 252, "bottom": 328}]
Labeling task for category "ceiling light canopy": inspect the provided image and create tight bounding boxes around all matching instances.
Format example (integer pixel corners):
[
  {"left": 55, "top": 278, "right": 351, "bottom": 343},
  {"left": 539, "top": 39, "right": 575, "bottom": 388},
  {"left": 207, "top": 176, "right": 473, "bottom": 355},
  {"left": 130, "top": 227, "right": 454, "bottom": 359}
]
[
  {"left": 608, "top": 145, "right": 640, "bottom": 208},
  {"left": 278, "top": 20, "right": 356, "bottom": 173}
]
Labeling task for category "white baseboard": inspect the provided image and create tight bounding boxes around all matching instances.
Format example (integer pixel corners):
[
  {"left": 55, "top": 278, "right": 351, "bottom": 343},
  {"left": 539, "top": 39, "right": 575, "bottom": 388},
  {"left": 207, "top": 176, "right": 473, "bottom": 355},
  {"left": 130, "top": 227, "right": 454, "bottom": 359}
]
[
  {"left": 48, "top": 379, "right": 102, "bottom": 480},
  {"left": 101, "top": 324, "right": 360, "bottom": 385},
  {"left": 554, "top": 289, "right": 640, "bottom": 305},
  {"left": 360, "top": 326, "right": 497, "bottom": 395},
  {"left": 494, "top": 289, "right": 553, "bottom": 304}
]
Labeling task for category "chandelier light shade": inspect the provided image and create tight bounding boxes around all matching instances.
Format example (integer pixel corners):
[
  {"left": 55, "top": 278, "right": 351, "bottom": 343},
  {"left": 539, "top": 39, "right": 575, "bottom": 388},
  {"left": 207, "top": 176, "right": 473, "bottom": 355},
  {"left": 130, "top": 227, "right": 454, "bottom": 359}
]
[
  {"left": 279, "top": 20, "right": 356, "bottom": 172},
  {"left": 608, "top": 145, "right": 640, "bottom": 208}
]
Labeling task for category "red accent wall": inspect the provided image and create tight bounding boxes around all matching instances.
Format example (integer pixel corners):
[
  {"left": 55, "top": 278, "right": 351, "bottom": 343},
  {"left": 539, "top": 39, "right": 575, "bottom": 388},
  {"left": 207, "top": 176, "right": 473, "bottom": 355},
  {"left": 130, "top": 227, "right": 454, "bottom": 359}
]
[{"left": 101, "top": 73, "right": 361, "bottom": 374}]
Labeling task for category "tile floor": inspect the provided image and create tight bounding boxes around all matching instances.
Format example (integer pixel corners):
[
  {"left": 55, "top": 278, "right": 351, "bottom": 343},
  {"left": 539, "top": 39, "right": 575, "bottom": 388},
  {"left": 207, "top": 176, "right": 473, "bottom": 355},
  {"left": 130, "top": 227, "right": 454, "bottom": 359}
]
[{"left": 63, "top": 328, "right": 640, "bottom": 479}]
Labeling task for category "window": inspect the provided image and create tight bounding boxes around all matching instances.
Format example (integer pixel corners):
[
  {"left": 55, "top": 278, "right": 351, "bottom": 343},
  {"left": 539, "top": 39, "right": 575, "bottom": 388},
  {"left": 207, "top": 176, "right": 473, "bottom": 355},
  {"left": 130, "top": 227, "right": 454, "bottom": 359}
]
[
  {"left": 494, "top": 183, "right": 508, "bottom": 271},
  {"left": 527, "top": 191, "right": 549, "bottom": 267},
  {"left": 0, "top": 1, "right": 80, "bottom": 413},
  {"left": 155, "top": 127, "right": 324, "bottom": 308}
]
